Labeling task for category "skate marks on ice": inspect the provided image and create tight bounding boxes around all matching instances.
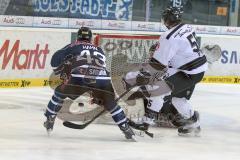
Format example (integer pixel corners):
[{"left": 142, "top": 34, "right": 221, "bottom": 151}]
[
  {"left": 0, "top": 115, "right": 240, "bottom": 160},
  {"left": 0, "top": 84, "right": 240, "bottom": 160},
  {"left": 0, "top": 87, "right": 52, "bottom": 110}
]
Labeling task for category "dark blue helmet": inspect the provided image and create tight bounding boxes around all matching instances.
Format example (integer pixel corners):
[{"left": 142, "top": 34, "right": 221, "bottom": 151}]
[
  {"left": 162, "top": 6, "right": 183, "bottom": 24},
  {"left": 77, "top": 27, "right": 92, "bottom": 42}
]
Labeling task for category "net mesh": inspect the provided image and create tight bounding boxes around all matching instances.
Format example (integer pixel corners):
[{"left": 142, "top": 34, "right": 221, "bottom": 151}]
[
  {"left": 94, "top": 34, "right": 160, "bottom": 123},
  {"left": 96, "top": 34, "right": 159, "bottom": 94}
]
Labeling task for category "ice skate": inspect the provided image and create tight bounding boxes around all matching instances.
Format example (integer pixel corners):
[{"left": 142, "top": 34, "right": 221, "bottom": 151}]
[
  {"left": 128, "top": 119, "right": 149, "bottom": 131},
  {"left": 43, "top": 115, "right": 56, "bottom": 135},
  {"left": 178, "top": 111, "right": 201, "bottom": 137},
  {"left": 119, "top": 123, "right": 137, "bottom": 141},
  {"left": 128, "top": 120, "right": 154, "bottom": 138}
]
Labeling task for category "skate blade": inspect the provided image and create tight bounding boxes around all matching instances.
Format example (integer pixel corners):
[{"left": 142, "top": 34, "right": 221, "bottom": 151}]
[
  {"left": 178, "top": 128, "right": 201, "bottom": 137},
  {"left": 133, "top": 130, "right": 145, "bottom": 137},
  {"left": 46, "top": 129, "right": 53, "bottom": 136},
  {"left": 126, "top": 135, "right": 137, "bottom": 142}
]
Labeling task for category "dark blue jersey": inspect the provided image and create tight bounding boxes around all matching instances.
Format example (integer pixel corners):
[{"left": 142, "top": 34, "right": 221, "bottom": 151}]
[
  {"left": 51, "top": 41, "right": 106, "bottom": 68},
  {"left": 51, "top": 41, "right": 109, "bottom": 79}
]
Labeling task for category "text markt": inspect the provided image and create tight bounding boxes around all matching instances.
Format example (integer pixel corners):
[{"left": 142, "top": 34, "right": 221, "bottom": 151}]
[{"left": 0, "top": 40, "right": 50, "bottom": 70}]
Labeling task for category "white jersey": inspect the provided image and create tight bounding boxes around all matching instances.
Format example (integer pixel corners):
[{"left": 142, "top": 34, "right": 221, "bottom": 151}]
[{"left": 153, "top": 23, "right": 208, "bottom": 75}]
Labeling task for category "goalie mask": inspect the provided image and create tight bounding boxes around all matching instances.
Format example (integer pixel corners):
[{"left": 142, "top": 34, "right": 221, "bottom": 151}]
[
  {"left": 162, "top": 6, "right": 183, "bottom": 28},
  {"left": 77, "top": 27, "right": 92, "bottom": 42}
]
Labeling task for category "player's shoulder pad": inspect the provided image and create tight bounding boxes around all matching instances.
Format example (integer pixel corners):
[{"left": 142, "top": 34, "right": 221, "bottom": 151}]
[
  {"left": 52, "top": 44, "right": 70, "bottom": 58},
  {"left": 50, "top": 44, "right": 72, "bottom": 67},
  {"left": 54, "top": 43, "right": 72, "bottom": 56},
  {"left": 166, "top": 23, "right": 185, "bottom": 40}
]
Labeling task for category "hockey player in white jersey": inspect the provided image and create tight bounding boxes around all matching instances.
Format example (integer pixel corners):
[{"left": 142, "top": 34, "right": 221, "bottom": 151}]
[{"left": 125, "top": 6, "right": 207, "bottom": 136}]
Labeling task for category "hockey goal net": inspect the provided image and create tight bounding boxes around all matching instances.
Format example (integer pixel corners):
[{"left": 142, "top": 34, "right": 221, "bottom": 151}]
[
  {"left": 93, "top": 34, "right": 160, "bottom": 123},
  {"left": 94, "top": 34, "right": 160, "bottom": 69}
]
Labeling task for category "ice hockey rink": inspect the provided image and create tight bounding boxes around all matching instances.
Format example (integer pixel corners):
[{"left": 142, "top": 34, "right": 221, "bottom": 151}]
[{"left": 0, "top": 83, "right": 240, "bottom": 160}]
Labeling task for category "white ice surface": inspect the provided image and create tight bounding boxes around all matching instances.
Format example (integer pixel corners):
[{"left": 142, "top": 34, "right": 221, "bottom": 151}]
[{"left": 0, "top": 83, "right": 240, "bottom": 160}]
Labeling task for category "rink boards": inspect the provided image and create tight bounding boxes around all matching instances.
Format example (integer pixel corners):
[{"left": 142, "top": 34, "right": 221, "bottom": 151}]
[{"left": 1, "top": 27, "right": 240, "bottom": 88}]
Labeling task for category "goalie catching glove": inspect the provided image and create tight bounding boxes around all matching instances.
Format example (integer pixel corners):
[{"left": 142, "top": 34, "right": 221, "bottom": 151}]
[{"left": 201, "top": 44, "right": 221, "bottom": 64}]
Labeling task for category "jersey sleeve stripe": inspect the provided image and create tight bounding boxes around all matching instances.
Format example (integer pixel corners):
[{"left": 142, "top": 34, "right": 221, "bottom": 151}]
[
  {"left": 178, "top": 55, "right": 207, "bottom": 71},
  {"left": 149, "top": 57, "right": 166, "bottom": 70}
]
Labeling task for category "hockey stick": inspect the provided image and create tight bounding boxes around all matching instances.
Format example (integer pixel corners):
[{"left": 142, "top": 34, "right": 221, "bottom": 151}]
[
  {"left": 63, "top": 109, "right": 106, "bottom": 129},
  {"left": 62, "top": 84, "right": 137, "bottom": 130},
  {"left": 63, "top": 84, "right": 155, "bottom": 138},
  {"left": 63, "top": 113, "right": 154, "bottom": 138}
]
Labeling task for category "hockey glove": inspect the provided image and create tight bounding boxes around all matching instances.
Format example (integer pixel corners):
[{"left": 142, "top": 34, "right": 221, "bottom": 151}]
[
  {"left": 60, "top": 55, "right": 74, "bottom": 81},
  {"left": 136, "top": 69, "right": 151, "bottom": 86}
]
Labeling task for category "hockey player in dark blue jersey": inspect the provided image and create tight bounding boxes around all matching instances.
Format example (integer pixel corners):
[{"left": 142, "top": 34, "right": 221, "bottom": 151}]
[{"left": 44, "top": 27, "right": 136, "bottom": 140}]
